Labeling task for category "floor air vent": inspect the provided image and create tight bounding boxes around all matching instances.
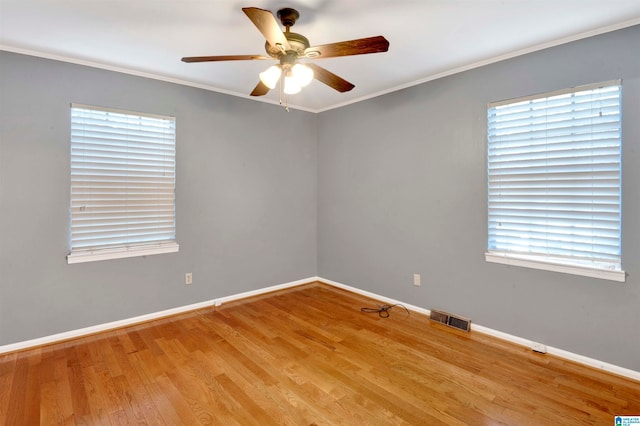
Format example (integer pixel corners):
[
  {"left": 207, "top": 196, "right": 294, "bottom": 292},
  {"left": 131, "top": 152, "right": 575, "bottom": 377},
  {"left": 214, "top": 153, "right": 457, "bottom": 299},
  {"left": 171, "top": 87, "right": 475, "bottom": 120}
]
[{"left": 429, "top": 309, "right": 471, "bottom": 332}]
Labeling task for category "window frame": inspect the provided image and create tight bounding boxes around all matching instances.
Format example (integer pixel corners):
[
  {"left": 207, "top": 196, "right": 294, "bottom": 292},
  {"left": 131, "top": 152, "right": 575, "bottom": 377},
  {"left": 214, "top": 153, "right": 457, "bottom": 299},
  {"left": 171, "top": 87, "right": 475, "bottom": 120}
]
[
  {"left": 67, "top": 104, "right": 179, "bottom": 264},
  {"left": 485, "top": 81, "right": 624, "bottom": 282}
]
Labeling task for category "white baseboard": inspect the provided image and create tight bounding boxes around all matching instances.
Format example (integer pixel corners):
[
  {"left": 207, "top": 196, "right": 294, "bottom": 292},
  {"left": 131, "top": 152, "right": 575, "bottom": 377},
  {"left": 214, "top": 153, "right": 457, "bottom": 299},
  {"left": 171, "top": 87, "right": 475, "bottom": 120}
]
[
  {"left": 317, "top": 277, "right": 640, "bottom": 382},
  {"left": 2, "top": 275, "right": 639, "bottom": 382},
  {"left": 318, "top": 277, "right": 432, "bottom": 316},
  {"left": 0, "top": 276, "right": 317, "bottom": 355}
]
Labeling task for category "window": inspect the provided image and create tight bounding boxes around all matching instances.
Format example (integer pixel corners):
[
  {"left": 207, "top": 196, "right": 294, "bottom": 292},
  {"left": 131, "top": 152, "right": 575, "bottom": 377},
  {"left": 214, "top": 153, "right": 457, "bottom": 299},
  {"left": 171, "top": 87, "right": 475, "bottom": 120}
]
[
  {"left": 68, "top": 104, "right": 178, "bottom": 264},
  {"left": 486, "top": 80, "right": 624, "bottom": 282}
]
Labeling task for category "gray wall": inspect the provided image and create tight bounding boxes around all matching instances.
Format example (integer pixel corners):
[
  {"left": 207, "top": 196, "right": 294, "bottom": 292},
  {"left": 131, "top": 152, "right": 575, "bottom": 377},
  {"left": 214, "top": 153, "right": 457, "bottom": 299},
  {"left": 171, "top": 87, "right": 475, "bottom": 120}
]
[
  {"left": 0, "top": 52, "right": 318, "bottom": 345},
  {"left": 317, "top": 25, "right": 640, "bottom": 371}
]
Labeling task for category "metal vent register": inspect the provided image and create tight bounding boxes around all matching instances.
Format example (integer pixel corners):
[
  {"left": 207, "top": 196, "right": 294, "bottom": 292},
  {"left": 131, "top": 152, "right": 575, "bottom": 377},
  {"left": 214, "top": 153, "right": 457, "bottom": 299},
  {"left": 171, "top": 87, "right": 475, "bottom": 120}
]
[{"left": 429, "top": 309, "right": 471, "bottom": 332}]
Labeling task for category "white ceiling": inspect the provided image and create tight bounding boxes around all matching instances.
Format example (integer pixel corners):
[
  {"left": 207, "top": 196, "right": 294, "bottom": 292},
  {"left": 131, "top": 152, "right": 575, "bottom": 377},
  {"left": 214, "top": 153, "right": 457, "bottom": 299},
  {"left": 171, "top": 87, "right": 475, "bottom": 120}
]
[{"left": 1, "top": 0, "right": 639, "bottom": 112}]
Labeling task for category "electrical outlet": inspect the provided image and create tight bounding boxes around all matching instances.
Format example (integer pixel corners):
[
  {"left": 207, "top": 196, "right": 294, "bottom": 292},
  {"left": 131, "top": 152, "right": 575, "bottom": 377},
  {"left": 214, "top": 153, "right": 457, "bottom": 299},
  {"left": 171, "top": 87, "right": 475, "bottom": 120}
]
[
  {"left": 413, "top": 273, "right": 421, "bottom": 286},
  {"left": 185, "top": 272, "right": 193, "bottom": 285}
]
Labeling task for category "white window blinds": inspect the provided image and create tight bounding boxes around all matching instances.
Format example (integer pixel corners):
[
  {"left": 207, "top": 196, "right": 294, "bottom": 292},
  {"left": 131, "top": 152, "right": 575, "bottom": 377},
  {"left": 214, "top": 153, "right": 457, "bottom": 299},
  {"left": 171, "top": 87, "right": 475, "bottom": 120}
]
[
  {"left": 486, "top": 81, "right": 623, "bottom": 281},
  {"left": 68, "top": 104, "right": 178, "bottom": 263}
]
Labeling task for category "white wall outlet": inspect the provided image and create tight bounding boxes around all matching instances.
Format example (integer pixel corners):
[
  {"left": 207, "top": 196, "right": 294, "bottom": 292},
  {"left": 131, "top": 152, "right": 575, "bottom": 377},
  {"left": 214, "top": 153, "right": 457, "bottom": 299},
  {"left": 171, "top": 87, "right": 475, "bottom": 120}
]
[
  {"left": 185, "top": 272, "right": 193, "bottom": 285},
  {"left": 531, "top": 342, "right": 547, "bottom": 353},
  {"left": 413, "top": 273, "right": 421, "bottom": 286}
]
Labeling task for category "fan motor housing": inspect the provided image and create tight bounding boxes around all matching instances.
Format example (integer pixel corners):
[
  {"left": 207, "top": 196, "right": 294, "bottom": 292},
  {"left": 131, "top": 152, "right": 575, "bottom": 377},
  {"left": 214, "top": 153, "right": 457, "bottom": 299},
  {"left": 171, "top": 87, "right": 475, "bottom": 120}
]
[{"left": 265, "top": 32, "right": 310, "bottom": 58}]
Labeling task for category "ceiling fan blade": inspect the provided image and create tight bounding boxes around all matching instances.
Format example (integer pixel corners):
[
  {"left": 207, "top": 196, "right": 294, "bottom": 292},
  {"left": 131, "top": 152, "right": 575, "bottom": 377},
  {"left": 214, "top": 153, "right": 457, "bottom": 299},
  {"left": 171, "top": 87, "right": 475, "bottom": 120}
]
[
  {"left": 182, "top": 55, "right": 271, "bottom": 63},
  {"left": 242, "top": 7, "right": 291, "bottom": 51},
  {"left": 305, "top": 63, "right": 355, "bottom": 93},
  {"left": 250, "top": 81, "right": 270, "bottom": 96},
  {"left": 304, "top": 35, "right": 389, "bottom": 59}
]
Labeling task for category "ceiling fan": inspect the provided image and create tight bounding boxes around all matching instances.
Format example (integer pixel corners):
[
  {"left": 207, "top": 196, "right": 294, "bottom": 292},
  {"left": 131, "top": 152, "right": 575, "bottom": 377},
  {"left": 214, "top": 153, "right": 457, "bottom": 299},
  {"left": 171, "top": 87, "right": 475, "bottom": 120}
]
[{"left": 181, "top": 7, "right": 390, "bottom": 98}]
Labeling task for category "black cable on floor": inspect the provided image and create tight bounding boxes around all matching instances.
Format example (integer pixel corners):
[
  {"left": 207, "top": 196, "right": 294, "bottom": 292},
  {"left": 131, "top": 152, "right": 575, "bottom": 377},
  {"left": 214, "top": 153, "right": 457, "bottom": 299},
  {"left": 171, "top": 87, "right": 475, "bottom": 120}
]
[{"left": 360, "top": 304, "right": 410, "bottom": 318}]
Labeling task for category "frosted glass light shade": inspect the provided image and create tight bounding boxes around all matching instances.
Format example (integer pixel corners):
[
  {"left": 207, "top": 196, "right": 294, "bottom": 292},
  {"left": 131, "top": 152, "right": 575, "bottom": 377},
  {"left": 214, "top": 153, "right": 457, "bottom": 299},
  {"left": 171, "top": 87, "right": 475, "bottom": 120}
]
[
  {"left": 291, "top": 64, "right": 314, "bottom": 87},
  {"left": 259, "top": 65, "right": 282, "bottom": 89},
  {"left": 283, "top": 74, "right": 301, "bottom": 94}
]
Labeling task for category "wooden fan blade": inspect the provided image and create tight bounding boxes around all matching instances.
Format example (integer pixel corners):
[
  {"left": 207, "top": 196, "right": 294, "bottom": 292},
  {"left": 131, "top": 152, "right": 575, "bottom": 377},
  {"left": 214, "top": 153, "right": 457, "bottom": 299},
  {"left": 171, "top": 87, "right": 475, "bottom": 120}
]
[
  {"left": 242, "top": 7, "right": 291, "bottom": 51},
  {"left": 304, "top": 35, "right": 389, "bottom": 59},
  {"left": 182, "top": 55, "right": 271, "bottom": 63},
  {"left": 305, "top": 63, "right": 355, "bottom": 93},
  {"left": 250, "top": 81, "right": 270, "bottom": 96}
]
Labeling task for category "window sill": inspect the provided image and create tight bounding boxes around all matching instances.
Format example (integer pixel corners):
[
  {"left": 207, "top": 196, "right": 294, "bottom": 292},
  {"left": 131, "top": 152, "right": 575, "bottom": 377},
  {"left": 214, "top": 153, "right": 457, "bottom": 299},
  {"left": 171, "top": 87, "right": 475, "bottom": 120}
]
[
  {"left": 68, "top": 242, "right": 179, "bottom": 264},
  {"left": 485, "top": 252, "right": 625, "bottom": 282}
]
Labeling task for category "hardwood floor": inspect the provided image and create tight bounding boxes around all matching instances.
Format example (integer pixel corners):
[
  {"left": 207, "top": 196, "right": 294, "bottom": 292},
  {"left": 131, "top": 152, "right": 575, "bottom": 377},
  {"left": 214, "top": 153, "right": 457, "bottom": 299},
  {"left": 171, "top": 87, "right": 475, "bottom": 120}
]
[{"left": 1, "top": 282, "right": 639, "bottom": 425}]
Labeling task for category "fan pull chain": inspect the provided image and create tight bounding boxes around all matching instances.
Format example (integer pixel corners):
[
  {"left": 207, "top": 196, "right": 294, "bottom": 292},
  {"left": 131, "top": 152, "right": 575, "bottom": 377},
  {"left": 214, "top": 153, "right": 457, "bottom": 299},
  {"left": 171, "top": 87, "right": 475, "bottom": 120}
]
[{"left": 277, "top": 70, "right": 290, "bottom": 112}]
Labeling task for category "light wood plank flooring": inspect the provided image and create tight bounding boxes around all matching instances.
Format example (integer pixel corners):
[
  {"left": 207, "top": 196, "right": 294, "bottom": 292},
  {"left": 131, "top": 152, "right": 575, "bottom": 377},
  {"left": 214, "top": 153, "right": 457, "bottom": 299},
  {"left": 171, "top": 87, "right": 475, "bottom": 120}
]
[{"left": 1, "top": 282, "right": 639, "bottom": 425}]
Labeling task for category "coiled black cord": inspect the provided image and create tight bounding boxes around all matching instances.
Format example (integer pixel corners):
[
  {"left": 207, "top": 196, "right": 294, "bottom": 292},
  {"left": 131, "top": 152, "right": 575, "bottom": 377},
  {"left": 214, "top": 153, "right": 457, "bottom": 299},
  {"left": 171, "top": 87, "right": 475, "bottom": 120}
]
[{"left": 360, "top": 304, "right": 410, "bottom": 318}]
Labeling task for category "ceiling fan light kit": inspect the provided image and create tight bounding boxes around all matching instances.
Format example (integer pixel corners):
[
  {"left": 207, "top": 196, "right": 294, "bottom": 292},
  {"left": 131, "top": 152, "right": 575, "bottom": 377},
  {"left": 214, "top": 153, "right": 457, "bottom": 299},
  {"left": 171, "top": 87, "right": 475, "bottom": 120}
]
[
  {"left": 181, "top": 6, "right": 390, "bottom": 109},
  {"left": 259, "top": 58, "right": 314, "bottom": 94}
]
